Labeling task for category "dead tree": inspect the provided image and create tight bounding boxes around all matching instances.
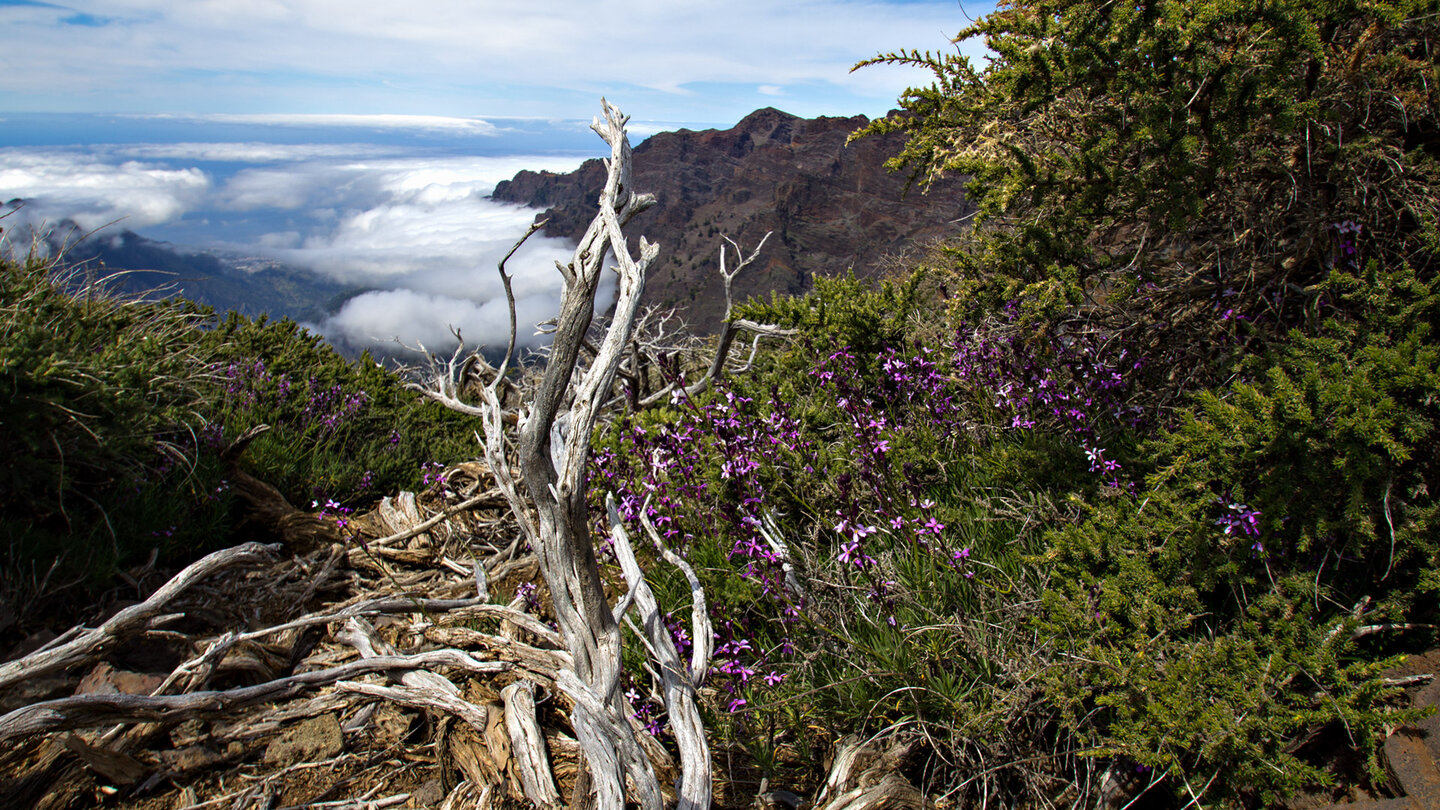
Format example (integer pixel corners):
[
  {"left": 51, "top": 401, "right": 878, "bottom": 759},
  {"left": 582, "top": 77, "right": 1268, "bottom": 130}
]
[
  {"left": 414, "top": 101, "right": 712, "bottom": 810},
  {"left": 643, "top": 232, "right": 797, "bottom": 405}
]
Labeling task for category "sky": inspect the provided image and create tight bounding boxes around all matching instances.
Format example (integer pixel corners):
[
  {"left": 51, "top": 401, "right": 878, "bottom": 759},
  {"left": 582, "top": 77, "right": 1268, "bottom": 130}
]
[
  {"left": 0, "top": 0, "right": 996, "bottom": 355},
  {"left": 0, "top": 0, "right": 993, "bottom": 125}
]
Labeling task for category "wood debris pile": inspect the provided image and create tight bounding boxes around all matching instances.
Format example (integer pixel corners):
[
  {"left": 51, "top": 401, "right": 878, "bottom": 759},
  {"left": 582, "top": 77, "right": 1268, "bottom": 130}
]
[{"left": 0, "top": 461, "right": 605, "bottom": 810}]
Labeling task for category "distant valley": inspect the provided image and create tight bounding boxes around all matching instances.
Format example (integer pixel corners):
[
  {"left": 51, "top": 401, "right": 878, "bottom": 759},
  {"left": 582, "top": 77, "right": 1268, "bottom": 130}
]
[
  {"left": 59, "top": 228, "right": 361, "bottom": 324},
  {"left": 2, "top": 211, "right": 363, "bottom": 327}
]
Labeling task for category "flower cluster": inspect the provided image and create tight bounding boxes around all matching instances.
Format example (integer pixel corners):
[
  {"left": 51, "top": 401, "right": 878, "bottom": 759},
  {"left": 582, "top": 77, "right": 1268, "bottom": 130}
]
[
  {"left": 592, "top": 325, "right": 1150, "bottom": 722},
  {"left": 1331, "top": 220, "right": 1363, "bottom": 268},
  {"left": 312, "top": 497, "right": 363, "bottom": 547},
  {"left": 211, "top": 359, "right": 374, "bottom": 440},
  {"left": 950, "top": 322, "right": 1143, "bottom": 486},
  {"left": 1215, "top": 498, "right": 1264, "bottom": 553},
  {"left": 624, "top": 684, "right": 666, "bottom": 737},
  {"left": 514, "top": 581, "right": 540, "bottom": 611}
]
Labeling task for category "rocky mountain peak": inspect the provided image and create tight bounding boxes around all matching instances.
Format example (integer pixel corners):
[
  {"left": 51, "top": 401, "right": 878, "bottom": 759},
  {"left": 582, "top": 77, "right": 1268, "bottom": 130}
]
[{"left": 491, "top": 109, "right": 972, "bottom": 332}]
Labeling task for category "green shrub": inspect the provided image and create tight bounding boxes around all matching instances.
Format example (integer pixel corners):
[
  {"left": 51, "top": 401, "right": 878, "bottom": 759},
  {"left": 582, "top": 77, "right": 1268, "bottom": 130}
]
[
  {"left": 857, "top": 0, "right": 1440, "bottom": 400},
  {"left": 0, "top": 254, "right": 223, "bottom": 585},
  {"left": 1036, "top": 263, "right": 1439, "bottom": 803},
  {"left": 197, "top": 313, "right": 481, "bottom": 508},
  {"left": 0, "top": 255, "right": 485, "bottom": 618}
]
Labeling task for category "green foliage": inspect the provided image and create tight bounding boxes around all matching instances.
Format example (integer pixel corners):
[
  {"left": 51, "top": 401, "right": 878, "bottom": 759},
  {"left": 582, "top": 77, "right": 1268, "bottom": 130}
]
[
  {"left": 197, "top": 313, "right": 480, "bottom": 507},
  {"left": 0, "top": 255, "right": 483, "bottom": 619},
  {"left": 857, "top": 0, "right": 1440, "bottom": 394},
  {"left": 0, "top": 254, "right": 223, "bottom": 583},
  {"left": 1035, "top": 263, "right": 1438, "bottom": 802},
  {"left": 1043, "top": 574, "right": 1418, "bottom": 803},
  {"left": 734, "top": 271, "right": 936, "bottom": 368},
  {"left": 1150, "top": 263, "right": 1439, "bottom": 610}
]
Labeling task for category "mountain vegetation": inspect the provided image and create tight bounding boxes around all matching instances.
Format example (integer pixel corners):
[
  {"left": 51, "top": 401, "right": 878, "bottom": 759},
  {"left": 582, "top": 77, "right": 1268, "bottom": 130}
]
[{"left": 1, "top": 1, "right": 1437, "bottom": 807}]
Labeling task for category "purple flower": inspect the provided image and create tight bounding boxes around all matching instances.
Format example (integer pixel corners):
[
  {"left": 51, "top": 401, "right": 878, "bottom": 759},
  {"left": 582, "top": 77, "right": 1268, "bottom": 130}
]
[{"left": 1215, "top": 499, "right": 1262, "bottom": 537}]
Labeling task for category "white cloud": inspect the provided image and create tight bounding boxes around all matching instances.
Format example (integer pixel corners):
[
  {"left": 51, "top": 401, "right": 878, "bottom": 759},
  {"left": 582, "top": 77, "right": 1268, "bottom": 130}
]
[
  {"left": 0, "top": 1, "right": 991, "bottom": 121},
  {"left": 216, "top": 154, "right": 583, "bottom": 214},
  {"left": 758, "top": 85, "right": 785, "bottom": 96},
  {"left": 256, "top": 229, "right": 301, "bottom": 248},
  {"left": 150, "top": 113, "right": 501, "bottom": 135},
  {"left": 117, "top": 142, "right": 398, "bottom": 162},
  {"left": 0, "top": 148, "right": 210, "bottom": 231},
  {"left": 201, "top": 150, "right": 592, "bottom": 351},
  {"left": 0, "top": 140, "right": 594, "bottom": 353},
  {"left": 318, "top": 286, "right": 565, "bottom": 355}
]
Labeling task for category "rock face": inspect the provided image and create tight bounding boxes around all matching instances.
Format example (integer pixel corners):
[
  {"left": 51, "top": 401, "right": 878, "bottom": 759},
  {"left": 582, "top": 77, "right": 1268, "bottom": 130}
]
[{"left": 491, "top": 108, "right": 972, "bottom": 332}]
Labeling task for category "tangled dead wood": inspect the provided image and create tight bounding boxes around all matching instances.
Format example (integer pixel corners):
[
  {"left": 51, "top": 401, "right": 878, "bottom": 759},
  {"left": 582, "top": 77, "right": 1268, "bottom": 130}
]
[
  {"left": 412, "top": 100, "right": 716, "bottom": 810},
  {"left": 0, "top": 459, "right": 602, "bottom": 809}
]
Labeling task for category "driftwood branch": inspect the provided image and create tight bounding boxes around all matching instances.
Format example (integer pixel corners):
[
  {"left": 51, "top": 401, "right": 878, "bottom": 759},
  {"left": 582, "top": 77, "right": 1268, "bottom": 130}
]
[
  {"left": 0, "top": 542, "right": 279, "bottom": 693},
  {"left": 508, "top": 98, "right": 666, "bottom": 810},
  {"left": 0, "top": 650, "right": 508, "bottom": 742},
  {"left": 638, "top": 233, "right": 797, "bottom": 406},
  {"left": 410, "top": 100, "right": 719, "bottom": 809},
  {"left": 336, "top": 617, "right": 491, "bottom": 731},
  {"left": 608, "top": 494, "right": 711, "bottom": 809},
  {"left": 503, "top": 681, "right": 562, "bottom": 807},
  {"left": 815, "top": 735, "right": 930, "bottom": 810}
]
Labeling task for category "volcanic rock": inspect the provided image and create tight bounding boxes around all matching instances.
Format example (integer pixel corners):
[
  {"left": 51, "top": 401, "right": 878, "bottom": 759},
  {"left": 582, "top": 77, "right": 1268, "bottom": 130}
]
[{"left": 491, "top": 108, "right": 972, "bottom": 332}]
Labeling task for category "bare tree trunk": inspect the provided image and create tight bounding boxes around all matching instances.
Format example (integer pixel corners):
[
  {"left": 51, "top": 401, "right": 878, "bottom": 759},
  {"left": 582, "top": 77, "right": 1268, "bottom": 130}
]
[{"left": 416, "top": 100, "right": 713, "bottom": 810}]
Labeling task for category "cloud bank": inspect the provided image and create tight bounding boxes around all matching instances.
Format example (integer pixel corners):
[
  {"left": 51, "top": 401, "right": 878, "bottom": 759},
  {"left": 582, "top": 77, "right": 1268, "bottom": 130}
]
[
  {"left": 0, "top": 136, "right": 591, "bottom": 354},
  {"left": 0, "top": 149, "right": 210, "bottom": 230}
]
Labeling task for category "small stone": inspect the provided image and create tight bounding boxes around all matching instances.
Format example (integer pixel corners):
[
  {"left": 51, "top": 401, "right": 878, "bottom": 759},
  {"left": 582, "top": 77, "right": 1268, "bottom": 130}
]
[
  {"left": 262, "top": 713, "right": 343, "bottom": 767},
  {"left": 76, "top": 661, "right": 165, "bottom": 696},
  {"left": 158, "top": 745, "right": 224, "bottom": 774},
  {"left": 407, "top": 777, "right": 444, "bottom": 808}
]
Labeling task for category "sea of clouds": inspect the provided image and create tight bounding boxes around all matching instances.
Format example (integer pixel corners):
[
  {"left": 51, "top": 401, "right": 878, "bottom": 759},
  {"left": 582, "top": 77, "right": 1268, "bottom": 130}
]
[{"left": 0, "top": 115, "right": 607, "bottom": 355}]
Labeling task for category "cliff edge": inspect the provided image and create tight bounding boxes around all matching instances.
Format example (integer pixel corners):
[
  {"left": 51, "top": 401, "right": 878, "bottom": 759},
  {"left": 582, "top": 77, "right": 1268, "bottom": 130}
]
[{"left": 491, "top": 108, "right": 973, "bottom": 332}]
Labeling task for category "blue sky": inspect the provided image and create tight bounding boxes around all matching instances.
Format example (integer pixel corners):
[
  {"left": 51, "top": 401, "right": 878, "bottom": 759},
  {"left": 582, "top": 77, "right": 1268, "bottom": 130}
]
[
  {"left": 0, "top": 1, "right": 998, "bottom": 354},
  {"left": 0, "top": 0, "right": 994, "bottom": 126}
]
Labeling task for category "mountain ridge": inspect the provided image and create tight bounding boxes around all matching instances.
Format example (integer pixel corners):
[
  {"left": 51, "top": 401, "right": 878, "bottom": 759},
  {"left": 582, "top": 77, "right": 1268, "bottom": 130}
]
[{"left": 491, "top": 107, "right": 973, "bottom": 332}]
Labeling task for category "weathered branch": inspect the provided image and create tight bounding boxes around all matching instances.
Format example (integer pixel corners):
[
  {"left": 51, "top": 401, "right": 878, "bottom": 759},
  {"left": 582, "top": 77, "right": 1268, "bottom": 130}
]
[
  {"left": 413, "top": 100, "right": 716, "bottom": 809},
  {"left": 0, "top": 650, "right": 508, "bottom": 742},
  {"left": 637, "top": 233, "right": 797, "bottom": 406},
  {"left": 0, "top": 542, "right": 279, "bottom": 693},
  {"left": 502, "top": 681, "right": 563, "bottom": 807},
  {"left": 484, "top": 100, "right": 669, "bottom": 810},
  {"left": 608, "top": 495, "right": 711, "bottom": 809},
  {"left": 634, "top": 497, "right": 713, "bottom": 689},
  {"left": 336, "top": 617, "right": 490, "bottom": 731}
]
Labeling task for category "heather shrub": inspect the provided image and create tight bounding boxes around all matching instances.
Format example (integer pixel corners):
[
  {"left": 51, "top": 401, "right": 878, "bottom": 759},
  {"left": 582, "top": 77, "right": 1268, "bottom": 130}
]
[
  {"left": 592, "top": 277, "right": 1159, "bottom": 800},
  {"left": 590, "top": 248, "right": 1438, "bottom": 805},
  {"left": 196, "top": 313, "right": 480, "bottom": 508}
]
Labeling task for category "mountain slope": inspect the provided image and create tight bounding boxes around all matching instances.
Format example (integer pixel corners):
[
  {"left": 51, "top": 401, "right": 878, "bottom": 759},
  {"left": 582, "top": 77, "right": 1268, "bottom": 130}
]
[
  {"left": 491, "top": 108, "right": 973, "bottom": 331},
  {"left": 51, "top": 226, "right": 355, "bottom": 323}
]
